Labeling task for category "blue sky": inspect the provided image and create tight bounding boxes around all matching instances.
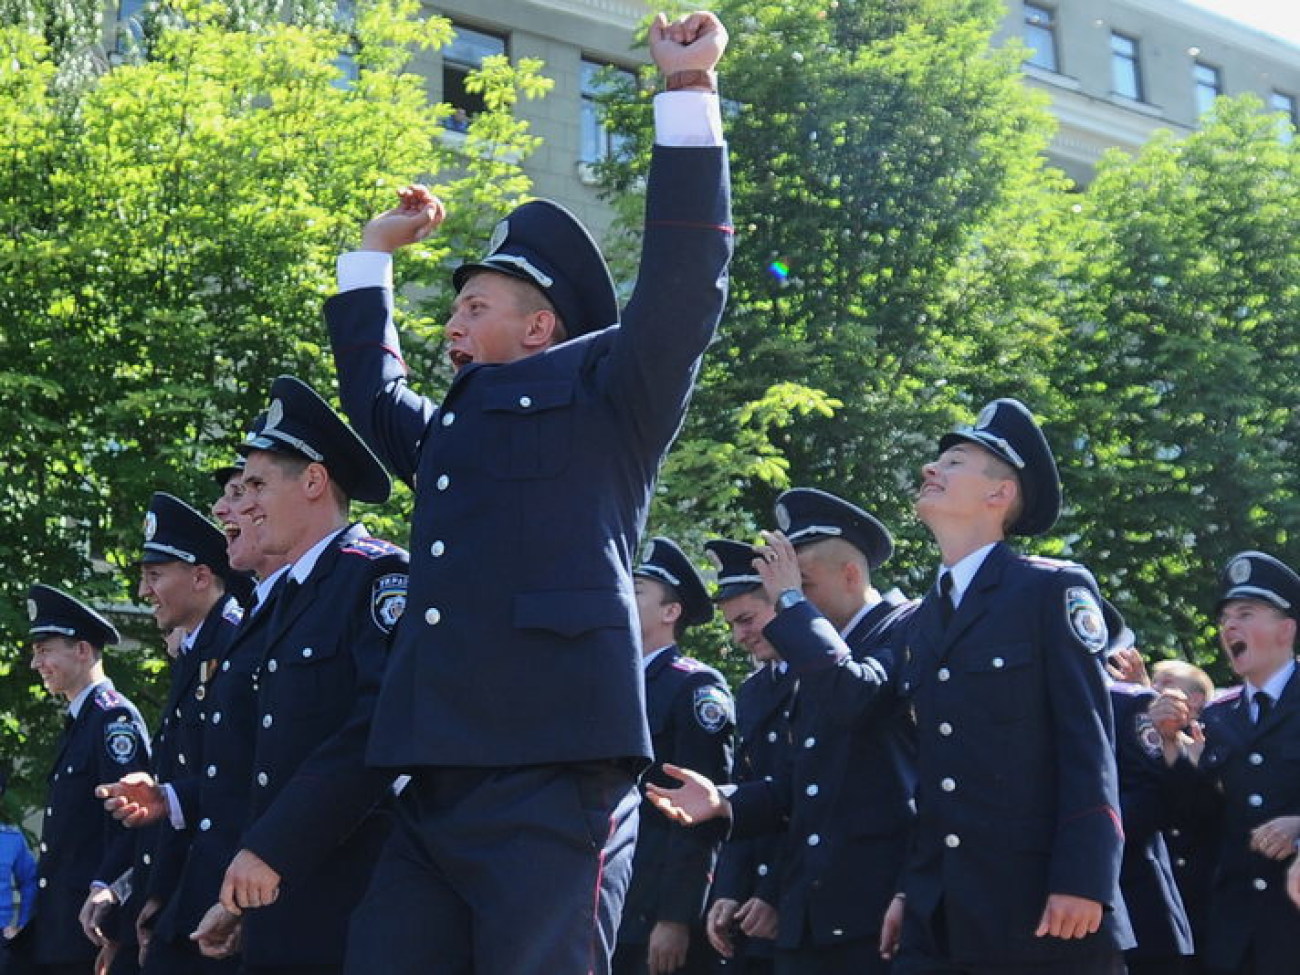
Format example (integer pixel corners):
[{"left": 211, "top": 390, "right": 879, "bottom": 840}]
[{"left": 1187, "top": 0, "right": 1300, "bottom": 47}]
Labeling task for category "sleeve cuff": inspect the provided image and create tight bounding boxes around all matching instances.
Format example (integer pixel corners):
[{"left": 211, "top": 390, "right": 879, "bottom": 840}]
[
  {"left": 653, "top": 91, "right": 724, "bottom": 147},
  {"left": 337, "top": 251, "right": 394, "bottom": 292},
  {"left": 162, "top": 783, "right": 185, "bottom": 830}
]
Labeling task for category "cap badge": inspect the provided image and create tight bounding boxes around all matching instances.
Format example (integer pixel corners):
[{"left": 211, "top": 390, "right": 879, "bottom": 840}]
[
  {"left": 264, "top": 398, "right": 284, "bottom": 434},
  {"left": 488, "top": 218, "right": 509, "bottom": 255},
  {"left": 1228, "top": 556, "right": 1252, "bottom": 585},
  {"left": 26, "top": 598, "right": 37, "bottom": 621},
  {"left": 705, "top": 548, "right": 723, "bottom": 571},
  {"left": 975, "top": 402, "right": 997, "bottom": 429},
  {"left": 143, "top": 511, "right": 157, "bottom": 542},
  {"left": 775, "top": 503, "right": 791, "bottom": 532}
]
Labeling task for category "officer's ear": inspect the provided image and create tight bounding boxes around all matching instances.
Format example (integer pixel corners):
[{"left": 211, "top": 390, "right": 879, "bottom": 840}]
[
  {"left": 300, "top": 461, "right": 332, "bottom": 501},
  {"left": 521, "top": 308, "right": 562, "bottom": 351},
  {"left": 662, "top": 600, "right": 683, "bottom": 627}
]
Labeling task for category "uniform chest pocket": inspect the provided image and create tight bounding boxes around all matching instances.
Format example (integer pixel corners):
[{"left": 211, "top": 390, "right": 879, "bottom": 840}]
[
  {"left": 962, "top": 641, "right": 1035, "bottom": 723},
  {"left": 275, "top": 641, "right": 348, "bottom": 719},
  {"left": 480, "top": 381, "right": 574, "bottom": 480}
]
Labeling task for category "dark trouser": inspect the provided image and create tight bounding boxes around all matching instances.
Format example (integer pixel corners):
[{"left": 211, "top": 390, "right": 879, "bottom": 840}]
[
  {"left": 612, "top": 930, "right": 715, "bottom": 975},
  {"left": 241, "top": 967, "right": 339, "bottom": 975},
  {"left": 1125, "top": 957, "right": 1186, "bottom": 975},
  {"left": 774, "top": 937, "right": 892, "bottom": 975},
  {"left": 141, "top": 936, "right": 240, "bottom": 975},
  {"left": 344, "top": 761, "right": 639, "bottom": 975}
]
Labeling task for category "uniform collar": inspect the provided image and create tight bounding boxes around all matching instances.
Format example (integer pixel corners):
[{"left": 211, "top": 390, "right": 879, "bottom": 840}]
[
  {"left": 287, "top": 525, "right": 350, "bottom": 586},
  {"left": 68, "top": 678, "right": 110, "bottom": 719},
  {"left": 642, "top": 644, "right": 674, "bottom": 671},
  {"left": 938, "top": 542, "right": 998, "bottom": 608},
  {"left": 840, "top": 590, "right": 884, "bottom": 639},
  {"left": 181, "top": 619, "right": 205, "bottom": 653},
  {"left": 249, "top": 566, "right": 291, "bottom": 616},
  {"left": 1248, "top": 658, "right": 1296, "bottom": 706}
]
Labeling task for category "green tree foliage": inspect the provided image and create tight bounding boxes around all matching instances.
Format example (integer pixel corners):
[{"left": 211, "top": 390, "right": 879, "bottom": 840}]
[
  {"left": 1060, "top": 96, "right": 1300, "bottom": 671},
  {"left": 0, "top": 0, "right": 551, "bottom": 812}
]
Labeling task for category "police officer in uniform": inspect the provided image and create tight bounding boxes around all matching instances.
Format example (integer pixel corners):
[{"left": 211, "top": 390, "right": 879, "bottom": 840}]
[
  {"left": 704, "top": 539, "right": 795, "bottom": 975},
  {"left": 615, "top": 538, "right": 734, "bottom": 975},
  {"left": 893, "top": 398, "right": 1132, "bottom": 973},
  {"left": 647, "top": 491, "right": 919, "bottom": 975},
  {"left": 196, "top": 376, "right": 409, "bottom": 975},
  {"left": 324, "top": 12, "right": 732, "bottom": 973},
  {"left": 26, "top": 585, "right": 149, "bottom": 975},
  {"left": 1101, "top": 605, "right": 1193, "bottom": 975},
  {"left": 81, "top": 493, "right": 248, "bottom": 975},
  {"left": 1156, "top": 551, "right": 1300, "bottom": 975}
]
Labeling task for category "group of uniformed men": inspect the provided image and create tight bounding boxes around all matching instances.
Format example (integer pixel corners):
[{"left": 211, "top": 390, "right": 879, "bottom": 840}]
[{"left": 7, "top": 9, "right": 1300, "bottom": 975}]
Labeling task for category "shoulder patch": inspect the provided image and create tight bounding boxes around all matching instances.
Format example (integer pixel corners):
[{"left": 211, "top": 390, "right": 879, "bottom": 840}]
[
  {"left": 1134, "top": 711, "right": 1164, "bottom": 760},
  {"left": 671, "top": 656, "right": 706, "bottom": 674},
  {"left": 342, "top": 536, "right": 406, "bottom": 560},
  {"left": 371, "top": 573, "right": 409, "bottom": 633},
  {"left": 1026, "top": 555, "right": 1079, "bottom": 570},
  {"left": 1064, "top": 586, "right": 1107, "bottom": 654},
  {"left": 693, "top": 684, "right": 733, "bottom": 734},
  {"left": 104, "top": 716, "right": 141, "bottom": 766},
  {"left": 93, "top": 687, "right": 125, "bottom": 711},
  {"left": 222, "top": 602, "right": 244, "bottom": 626}
]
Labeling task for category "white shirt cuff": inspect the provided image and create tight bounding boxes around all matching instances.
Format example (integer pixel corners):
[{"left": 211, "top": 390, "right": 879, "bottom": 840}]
[
  {"left": 654, "top": 91, "right": 724, "bottom": 147},
  {"left": 337, "top": 251, "right": 394, "bottom": 293},
  {"left": 162, "top": 783, "right": 185, "bottom": 830}
]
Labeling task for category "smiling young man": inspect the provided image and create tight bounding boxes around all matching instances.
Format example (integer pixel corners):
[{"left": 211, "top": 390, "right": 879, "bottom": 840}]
[
  {"left": 26, "top": 584, "right": 149, "bottom": 975},
  {"left": 1158, "top": 552, "right": 1300, "bottom": 975},
  {"left": 323, "top": 11, "right": 733, "bottom": 974}
]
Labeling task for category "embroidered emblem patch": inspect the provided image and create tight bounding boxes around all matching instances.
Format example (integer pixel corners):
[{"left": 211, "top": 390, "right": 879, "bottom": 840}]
[
  {"left": 693, "top": 685, "right": 732, "bottom": 734},
  {"left": 1065, "top": 587, "right": 1107, "bottom": 654},
  {"left": 1135, "top": 711, "right": 1164, "bottom": 760},
  {"left": 104, "top": 718, "right": 139, "bottom": 766},
  {"left": 371, "top": 573, "right": 408, "bottom": 633}
]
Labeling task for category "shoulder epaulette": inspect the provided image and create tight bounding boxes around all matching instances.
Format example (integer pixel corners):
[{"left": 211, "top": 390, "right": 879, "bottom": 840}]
[
  {"left": 1210, "top": 686, "right": 1244, "bottom": 705},
  {"left": 1024, "top": 555, "right": 1082, "bottom": 571},
  {"left": 341, "top": 536, "right": 407, "bottom": 560},
  {"left": 221, "top": 601, "right": 244, "bottom": 626},
  {"left": 671, "top": 656, "right": 707, "bottom": 674},
  {"left": 93, "top": 686, "right": 125, "bottom": 711}
]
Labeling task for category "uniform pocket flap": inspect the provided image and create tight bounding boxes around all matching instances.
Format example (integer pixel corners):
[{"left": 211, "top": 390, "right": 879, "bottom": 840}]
[{"left": 483, "top": 381, "right": 574, "bottom": 414}]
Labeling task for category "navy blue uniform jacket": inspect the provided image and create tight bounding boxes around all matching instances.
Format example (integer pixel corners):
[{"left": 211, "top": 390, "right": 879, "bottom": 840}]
[
  {"left": 326, "top": 145, "right": 732, "bottom": 770},
  {"left": 148, "top": 594, "right": 250, "bottom": 944},
  {"left": 1109, "top": 683, "right": 1192, "bottom": 960},
  {"left": 1165, "top": 672, "right": 1300, "bottom": 972},
  {"left": 897, "top": 544, "right": 1133, "bottom": 968},
  {"left": 729, "top": 595, "right": 917, "bottom": 950},
  {"left": 711, "top": 663, "right": 794, "bottom": 928},
  {"left": 33, "top": 681, "right": 149, "bottom": 965},
  {"left": 620, "top": 647, "right": 734, "bottom": 945},
  {"left": 237, "top": 525, "right": 408, "bottom": 966}
]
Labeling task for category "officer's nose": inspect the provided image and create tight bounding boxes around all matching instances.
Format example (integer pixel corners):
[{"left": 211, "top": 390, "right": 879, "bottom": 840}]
[{"left": 137, "top": 576, "right": 150, "bottom": 599}]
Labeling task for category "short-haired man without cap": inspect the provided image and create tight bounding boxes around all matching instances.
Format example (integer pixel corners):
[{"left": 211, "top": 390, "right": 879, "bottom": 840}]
[
  {"left": 26, "top": 585, "right": 150, "bottom": 975},
  {"left": 1156, "top": 551, "right": 1300, "bottom": 975},
  {"left": 615, "top": 538, "right": 734, "bottom": 975},
  {"left": 704, "top": 539, "right": 795, "bottom": 975},
  {"left": 323, "top": 11, "right": 733, "bottom": 973},
  {"left": 646, "top": 488, "right": 919, "bottom": 975},
  {"left": 892, "top": 398, "right": 1132, "bottom": 973},
  {"left": 79, "top": 493, "right": 248, "bottom": 975}
]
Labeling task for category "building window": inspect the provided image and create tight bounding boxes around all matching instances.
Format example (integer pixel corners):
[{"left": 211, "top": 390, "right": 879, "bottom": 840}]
[
  {"left": 1271, "top": 90, "right": 1297, "bottom": 143},
  {"left": 1022, "top": 2, "right": 1058, "bottom": 72},
  {"left": 443, "top": 25, "right": 506, "bottom": 123},
  {"left": 1194, "top": 61, "right": 1221, "bottom": 116},
  {"left": 580, "top": 60, "right": 635, "bottom": 163},
  {"left": 1110, "top": 33, "right": 1143, "bottom": 101}
]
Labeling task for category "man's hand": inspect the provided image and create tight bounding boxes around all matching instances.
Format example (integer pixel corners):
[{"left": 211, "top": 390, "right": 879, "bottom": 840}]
[
  {"left": 2, "top": 924, "right": 18, "bottom": 940},
  {"left": 360, "top": 184, "right": 446, "bottom": 254},
  {"left": 96, "top": 771, "right": 167, "bottom": 827},
  {"left": 1105, "top": 646, "right": 1150, "bottom": 686},
  {"left": 136, "top": 895, "right": 162, "bottom": 964},
  {"left": 644, "top": 763, "right": 730, "bottom": 826},
  {"left": 705, "top": 898, "right": 739, "bottom": 957},
  {"left": 1250, "top": 815, "right": 1300, "bottom": 861},
  {"left": 219, "top": 849, "right": 281, "bottom": 913},
  {"left": 755, "top": 530, "right": 802, "bottom": 603},
  {"left": 79, "top": 886, "right": 118, "bottom": 946},
  {"left": 1034, "top": 893, "right": 1103, "bottom": 939},
  {"left": 879, "top": 893, "right": 905, "bottom": 960},
  {"left": 646, "top": 919, "right": 690, "bottom": 975},
  {"left": 1147, "top": 689, "right": 1205, "bottom": 766},
  {"left": 94, "top": 942, "right": 117, "bottom": 975},
  {"left": 648, "top": 11, "right": 728, "bottom": 77},
  {"left": 735, "top": 896, "right": 778, "bottom": 940},
  {"left": 191, "top": 903, "right": 243, "bottom": 959}
]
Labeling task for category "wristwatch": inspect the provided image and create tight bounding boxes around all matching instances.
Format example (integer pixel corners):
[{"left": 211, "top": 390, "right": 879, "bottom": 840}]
[{"left": 776, "top": 588, "right": 806, "bottom": 613}]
